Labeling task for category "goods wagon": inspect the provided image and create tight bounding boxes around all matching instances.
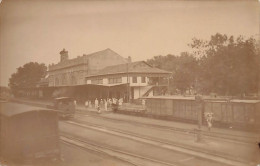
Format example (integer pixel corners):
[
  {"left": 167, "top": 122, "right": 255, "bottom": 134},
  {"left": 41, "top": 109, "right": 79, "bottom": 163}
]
[
  {"left": 145, "top": 96, "right": 260, "bottom": 128},
  {"left": 0, "top": 102, "right": 60, "bottom": 163}
]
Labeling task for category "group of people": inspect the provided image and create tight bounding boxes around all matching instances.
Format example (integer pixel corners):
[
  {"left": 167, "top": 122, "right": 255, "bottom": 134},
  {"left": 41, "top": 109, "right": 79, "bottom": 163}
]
[{"left": 84, "top": 98, "right": 123, "bottom": 113}]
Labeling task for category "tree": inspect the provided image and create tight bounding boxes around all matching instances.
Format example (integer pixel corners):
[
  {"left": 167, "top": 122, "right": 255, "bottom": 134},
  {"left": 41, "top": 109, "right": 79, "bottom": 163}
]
[
  {"left": 9, "top": 62, "right": 47, "bottom": 95},
  {"left": 189, "top": 33, "right": 260, "bottom": 96},
  {"left": 173, "top": 52, "right": 198, "bottom": 94},
  {"left": 147, "top": 33, "right": 260, "bottom": 96},
  {"left": 147, "top": 53, "right": 198, "bottom": 94}
]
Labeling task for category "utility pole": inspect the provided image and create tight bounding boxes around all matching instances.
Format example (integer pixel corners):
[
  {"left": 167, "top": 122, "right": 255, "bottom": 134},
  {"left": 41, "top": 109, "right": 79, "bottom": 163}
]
[
  {"left": 126, "top": 61, "right": 129, "bottom": 103},
  {"left": 195, "top": 94, "right": 204, "bottom": 142},
  {"left": 167, "top": 75, "right": 172, "bottom": 95},
  {"left": 257, "top": 34, "right": 260, "bottom": 98},
  {"left": 167, "top": 77, "right": 170, "bottom": 95}
]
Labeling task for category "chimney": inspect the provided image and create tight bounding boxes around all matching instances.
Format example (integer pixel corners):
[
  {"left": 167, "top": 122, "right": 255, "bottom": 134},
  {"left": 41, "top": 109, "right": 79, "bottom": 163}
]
[
  {"left": 127, "top": 56, "right": 132, "bottom": 63},
  {"left": 60, "top": 48, "right": 69, "bottom": 62}
]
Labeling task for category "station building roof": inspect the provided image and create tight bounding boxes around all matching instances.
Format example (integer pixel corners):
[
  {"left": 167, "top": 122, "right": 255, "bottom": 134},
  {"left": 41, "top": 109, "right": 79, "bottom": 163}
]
[
  {"left": 85, "top": 61, "right": 171, "bottom": 78},
  {"left": 48, "top": 48, "right": 127, "bottom": 72}
]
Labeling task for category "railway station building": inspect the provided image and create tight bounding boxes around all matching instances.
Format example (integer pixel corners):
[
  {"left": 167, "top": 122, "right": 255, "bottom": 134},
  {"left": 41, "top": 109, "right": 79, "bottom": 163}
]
[
  {"left": 31, "top": 48, "right": 171, "bottom": 102},
  {"left": 84, "top": 61, "right": 171, "bottom": 101},
  {"left": 48, "top": 48, "right": 129, "bottom": 87}
]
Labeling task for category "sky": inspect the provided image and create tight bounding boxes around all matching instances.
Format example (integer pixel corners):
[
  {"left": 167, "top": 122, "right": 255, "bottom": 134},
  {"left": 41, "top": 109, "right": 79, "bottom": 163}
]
[{"left": 0, "top": 0, "right": 259, "bottom": 86}]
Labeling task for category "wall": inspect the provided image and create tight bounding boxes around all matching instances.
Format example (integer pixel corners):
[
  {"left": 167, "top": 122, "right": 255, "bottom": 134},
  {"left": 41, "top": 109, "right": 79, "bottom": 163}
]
[
  {"left": 48, "top": 55, "right": 88, "bottom": 87},
  {"left": 48, "top": 66, "right": 86, "bottom": 87},
  {"left": 133, "top": 86, "right": 153, "bottom": 99}
]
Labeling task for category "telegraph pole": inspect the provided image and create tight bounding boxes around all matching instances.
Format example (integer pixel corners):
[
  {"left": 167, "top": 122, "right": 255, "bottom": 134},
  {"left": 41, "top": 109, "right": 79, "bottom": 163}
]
[
  {"left": 126, "top": 61, "right": 129, "bottom": 103},
  {"left": 194, "top": 74, "right": 204, "bottom": 142},
  {"left": 257, "top": 34, "right": 260, "bottom": 98},
  {"left": 195, "top": 94, "right": 204, "bottom": 142}
]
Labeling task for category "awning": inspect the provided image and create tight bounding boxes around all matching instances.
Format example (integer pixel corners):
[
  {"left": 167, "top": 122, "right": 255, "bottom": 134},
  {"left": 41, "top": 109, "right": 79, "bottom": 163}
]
[{"left": 91, "top": 83, "right": 127, "bottom": 87}]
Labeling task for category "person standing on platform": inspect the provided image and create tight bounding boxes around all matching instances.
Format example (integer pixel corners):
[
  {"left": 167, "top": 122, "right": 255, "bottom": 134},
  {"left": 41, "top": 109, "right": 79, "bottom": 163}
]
[
  {"left": 108, "top": 98, "right": 112, "bottom": 108},
  {"left": 85, "top": 100, "right": 88, "bottom": 108},
  {"left": 100, "top": 99, "right": 104, "bottom": 109},
  {"left": 104, "top": 99, "right": 108, "bottom": 111},
  {"left": 119, "top": 98, "right": 123, "bottom": 106},
  {"left": 95, "top": 98, "right": 98, "bottom": 109},
  {"left": 205, "top": 112, "right": 213, "bottom": 131},
  {"left": 97, "top": 104, "right": 101, "bottom": 114}
]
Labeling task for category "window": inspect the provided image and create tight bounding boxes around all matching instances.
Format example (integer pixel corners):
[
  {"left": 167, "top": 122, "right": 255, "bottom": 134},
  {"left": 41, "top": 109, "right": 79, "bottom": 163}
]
[
  {"left": 141, "top": 77, "right": 146, "bottom": 83},
  {"left": 132, "top": 76, "right": 137, "bottom": 83},
  {"left": 92, "top": 79, "right": 103, "bottom": 84},
  {"left": 108, "top": 77, "right": 122, "bottom": 84},
  {"left": 117, "top": 78, "right": 122, "bottom": 83}
]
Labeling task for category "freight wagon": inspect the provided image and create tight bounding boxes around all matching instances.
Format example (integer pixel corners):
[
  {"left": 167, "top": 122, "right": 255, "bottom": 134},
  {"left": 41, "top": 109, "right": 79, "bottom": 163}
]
[{"left": 145, "top": 96, "right": 260, "bottom": 129}]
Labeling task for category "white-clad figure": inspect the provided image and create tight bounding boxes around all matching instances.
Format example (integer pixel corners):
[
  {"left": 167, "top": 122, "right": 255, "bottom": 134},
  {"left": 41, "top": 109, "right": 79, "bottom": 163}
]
[
  {"left": 74, "top": 100, "right": 77, "bottom": 106},
  {"left": 100, "top": 99, "right": 104, "bottom": 108},
  {"left": 85, "top": 100, "right": 89, "bottom": 108},
  {"left": 119, "top": 98, "right": 123, "bottom": 106},
  {"left": 113, "top": 98, "right": 117, "bottom": 105},
  {"left": 97, "top": 104, "right": 101, "bottom": 114},
  {"left": 108, "top": 98, "right": 112, "bottom": 108},
  {"left": 205, "top": 112, "right": 213, "bottom": 131},
  {"left": 104, "top": 99, "right": 108, "bottom": 111},
  {"left": 95, "top": 98, "right": 99, "bottom": 109}
]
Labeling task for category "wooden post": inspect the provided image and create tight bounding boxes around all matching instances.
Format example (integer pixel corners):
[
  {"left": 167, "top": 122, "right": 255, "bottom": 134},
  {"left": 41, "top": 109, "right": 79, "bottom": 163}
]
[{"left": 195, "top": 94, "right": 204, "bottom": 142}]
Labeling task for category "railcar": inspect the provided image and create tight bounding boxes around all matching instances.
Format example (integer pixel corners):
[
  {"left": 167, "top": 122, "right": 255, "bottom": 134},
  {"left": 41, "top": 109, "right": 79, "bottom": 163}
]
[
  {"left": 203, "top": 99, "right": 260, "bottom": 128},
  {"left": 145, "top": 96, "right": 260, "bottom": 129},
  {"left": 53, "top": 97, "right": 76, "bottom": 119},
  {"left": 0, "top": 102, "right": 60, "bottom": 163}
]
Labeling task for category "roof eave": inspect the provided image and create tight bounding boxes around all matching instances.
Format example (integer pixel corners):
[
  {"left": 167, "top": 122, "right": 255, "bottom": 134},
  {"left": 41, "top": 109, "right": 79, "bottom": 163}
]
[{"left": 85, "top": 71, "right": 171, "bottom": 78}]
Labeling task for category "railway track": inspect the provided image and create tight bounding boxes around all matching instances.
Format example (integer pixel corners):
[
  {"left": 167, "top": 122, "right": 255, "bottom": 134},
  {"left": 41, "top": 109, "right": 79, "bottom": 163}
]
[
  {"left": 76, "top": 111, "right": 258, "bottom": 144},
  {"left": 60, "top": 133, "right": 181, "bottom": 166},
  {"left": 62, "top": 119, "right": 251, "bottom": 166}
]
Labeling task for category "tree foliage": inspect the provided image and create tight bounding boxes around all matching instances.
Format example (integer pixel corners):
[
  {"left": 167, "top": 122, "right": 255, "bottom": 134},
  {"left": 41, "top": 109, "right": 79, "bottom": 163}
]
[
  {"left": 193, "top": 33, "right": 260, "bottom": 95},
  {"left": 9, "top": 62, "right": 47, "bottom": 94},
  {"left": 147, "top": 52, "right": 198, "bottom": 94},
  {"left": 147, "top": 33, "right": 260, "bottom": 96}
]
